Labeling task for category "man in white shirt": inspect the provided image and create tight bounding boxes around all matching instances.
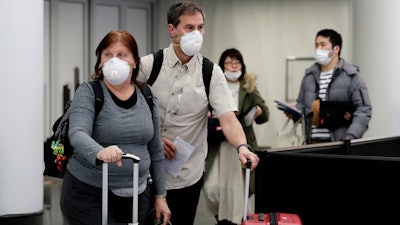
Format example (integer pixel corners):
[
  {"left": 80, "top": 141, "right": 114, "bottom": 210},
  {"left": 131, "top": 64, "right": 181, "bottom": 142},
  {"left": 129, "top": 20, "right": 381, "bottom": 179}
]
[{"left": 138, "top": 1, "right": 259, "bottom": 225}]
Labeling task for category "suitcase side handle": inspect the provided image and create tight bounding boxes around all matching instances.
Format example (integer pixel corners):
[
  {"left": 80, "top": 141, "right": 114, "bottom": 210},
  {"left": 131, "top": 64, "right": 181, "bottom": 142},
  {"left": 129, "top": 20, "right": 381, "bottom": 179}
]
[{"left": 243, "top": 159, "right": 252, "bottom": 222}]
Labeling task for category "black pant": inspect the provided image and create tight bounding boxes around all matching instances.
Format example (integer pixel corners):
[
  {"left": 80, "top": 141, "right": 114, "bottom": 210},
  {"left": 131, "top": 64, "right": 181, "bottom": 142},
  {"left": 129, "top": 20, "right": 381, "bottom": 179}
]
[
  {"left": 60, "top": 170, "right": 150, "bottom": 225},
  {"left": 166, "top": 176, "right": 204, "bottom": 225}
]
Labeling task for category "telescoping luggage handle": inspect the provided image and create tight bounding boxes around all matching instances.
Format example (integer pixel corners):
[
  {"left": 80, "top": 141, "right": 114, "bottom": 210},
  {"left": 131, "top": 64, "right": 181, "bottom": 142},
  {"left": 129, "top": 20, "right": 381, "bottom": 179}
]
[
  {"left": 101, "top": 153, "right": 141, "bottom": 225},
  {"left": 243, "top": 160, "right": 251, "bottom": 221}
]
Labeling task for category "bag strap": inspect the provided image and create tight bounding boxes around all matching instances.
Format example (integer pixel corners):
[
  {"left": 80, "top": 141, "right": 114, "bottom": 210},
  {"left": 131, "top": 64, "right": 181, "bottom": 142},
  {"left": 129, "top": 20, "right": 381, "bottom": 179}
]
[
  {"left": 278, "top": 118, "right": 303, "bottom": 135},
  {"left": 88, "top": 80, "right": 104, "bottom": 117},
  {"left": 88, "top": 80, "right": 152, "bottom": 115},
  {"left": 293, "top": 118, "right": 305, "bottom": 145},
  {"left": 202, "top": 57, "right": 214, "bottom": 113},
  {"left": 138, "top": 84, "right": 154, "bottom": 112},
  {"left": 278, "top": 118, "right": 292, "bottom": 134},
  {"left": 148, "top": 49, "right": 164, "bottom": 86}
]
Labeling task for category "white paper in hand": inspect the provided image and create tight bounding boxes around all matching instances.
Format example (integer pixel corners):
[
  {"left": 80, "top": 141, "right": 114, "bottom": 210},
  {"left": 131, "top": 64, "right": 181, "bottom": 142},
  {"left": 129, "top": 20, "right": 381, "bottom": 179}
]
[
  {"left": 165, "top": 136, "right": 195, "bottom": 177},
  {"left": 244, "top": 106, "right": 257, "bottom": 127}
]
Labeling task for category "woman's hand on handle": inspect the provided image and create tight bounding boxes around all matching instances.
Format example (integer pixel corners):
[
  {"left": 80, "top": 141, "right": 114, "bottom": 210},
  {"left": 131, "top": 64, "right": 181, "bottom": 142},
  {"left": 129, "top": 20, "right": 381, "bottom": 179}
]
[{"left": 96, "top": 145, "right": 124, "bottom": 167}]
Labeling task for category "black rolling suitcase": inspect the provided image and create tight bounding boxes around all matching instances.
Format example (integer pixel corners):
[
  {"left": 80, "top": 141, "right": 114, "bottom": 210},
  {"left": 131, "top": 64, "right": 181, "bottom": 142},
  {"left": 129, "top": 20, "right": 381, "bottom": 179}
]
[{"left": 101, "top": 153, "right": 141, "bottom": 225}]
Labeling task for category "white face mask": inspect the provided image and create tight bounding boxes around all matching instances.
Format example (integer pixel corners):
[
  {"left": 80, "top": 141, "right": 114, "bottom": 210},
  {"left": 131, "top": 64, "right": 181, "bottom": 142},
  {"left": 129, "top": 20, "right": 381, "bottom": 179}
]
[
  {"left": 224, "top": 71, "right": 242, "bottom": 81},
  {"left": 102, "top": 57, "right": 131, "bottom": 85},
  {"left": 315, "top": 49, "right": 333, "bottom": 65},
  {"left": 178, "top": 30, "right": 203, "bottom": 56}
]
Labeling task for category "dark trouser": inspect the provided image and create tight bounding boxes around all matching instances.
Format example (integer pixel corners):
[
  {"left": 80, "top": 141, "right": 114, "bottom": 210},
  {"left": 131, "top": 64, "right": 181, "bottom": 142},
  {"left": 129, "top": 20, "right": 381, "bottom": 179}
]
[
  {"left": 60, "top": 170, "right": 150, "bottom": 225},
  {"left": 166, "top": 176, "right": 204, "bottom": 225}
]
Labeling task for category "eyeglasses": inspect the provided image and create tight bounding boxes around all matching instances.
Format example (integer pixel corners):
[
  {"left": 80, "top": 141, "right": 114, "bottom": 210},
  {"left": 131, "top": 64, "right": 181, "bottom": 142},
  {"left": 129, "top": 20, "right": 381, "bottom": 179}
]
[{"left": 224, "top": 61, "right": 241, "bottom": 66}]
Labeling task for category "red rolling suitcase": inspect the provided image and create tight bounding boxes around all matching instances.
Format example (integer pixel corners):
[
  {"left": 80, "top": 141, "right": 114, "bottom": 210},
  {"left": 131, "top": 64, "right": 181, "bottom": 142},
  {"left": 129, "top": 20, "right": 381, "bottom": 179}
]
[
  {"left": 101, "top": 153, "right": 141, "bottom": 225},
  {"left": 241, "top": 161, "right": 302, "bottom": 225}
]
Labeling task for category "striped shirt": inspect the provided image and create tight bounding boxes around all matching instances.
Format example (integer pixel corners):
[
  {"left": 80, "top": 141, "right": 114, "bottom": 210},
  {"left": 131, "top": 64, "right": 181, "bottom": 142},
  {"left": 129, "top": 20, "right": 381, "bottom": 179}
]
[{"left": 311, "top": 69, "right": 333, "bottom": 142}]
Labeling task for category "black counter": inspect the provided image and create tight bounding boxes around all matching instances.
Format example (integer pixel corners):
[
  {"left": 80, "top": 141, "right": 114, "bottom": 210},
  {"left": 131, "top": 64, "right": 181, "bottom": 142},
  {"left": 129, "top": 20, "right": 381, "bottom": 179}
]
[{"left": 255, "top": 136, "right": 400, "bottom": 225}]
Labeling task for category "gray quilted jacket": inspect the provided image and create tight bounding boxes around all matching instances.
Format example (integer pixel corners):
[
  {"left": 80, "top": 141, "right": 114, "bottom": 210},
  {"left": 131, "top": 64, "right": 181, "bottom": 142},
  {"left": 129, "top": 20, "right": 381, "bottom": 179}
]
[{"left": 296, "top": 58, "right": 372, "bottom": 142}]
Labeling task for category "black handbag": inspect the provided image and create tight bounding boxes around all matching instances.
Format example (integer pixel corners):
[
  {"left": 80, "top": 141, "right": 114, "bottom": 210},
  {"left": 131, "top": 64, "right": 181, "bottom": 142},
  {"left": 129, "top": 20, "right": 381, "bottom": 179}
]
[
  {"left": 319, "top": 100, "right": 355, "bottom": 129},
  {"left": 207, "top": 117, "right": 226, "bottom": 143}
]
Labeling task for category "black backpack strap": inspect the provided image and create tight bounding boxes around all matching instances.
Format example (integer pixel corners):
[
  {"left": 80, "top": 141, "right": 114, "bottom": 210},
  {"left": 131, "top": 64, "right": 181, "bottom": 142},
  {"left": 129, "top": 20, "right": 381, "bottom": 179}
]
[
  {"left": 88, "top": 80, "right": 104, "bottom": 117},
  {"left": 138, "top": 84, "right": 154, "bottom": 112},
  {"left": 148, "top": 49, "right": 164, "bottom": 86},
  {"left": 202, "top": 57, "right": 214, "bottom": 113}
]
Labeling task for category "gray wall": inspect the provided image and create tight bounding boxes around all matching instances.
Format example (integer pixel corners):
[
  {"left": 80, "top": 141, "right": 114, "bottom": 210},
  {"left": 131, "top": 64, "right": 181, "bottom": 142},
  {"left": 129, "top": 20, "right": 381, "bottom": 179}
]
[{"left": 353, "top": 0, "right": 400, "bottom": 138}]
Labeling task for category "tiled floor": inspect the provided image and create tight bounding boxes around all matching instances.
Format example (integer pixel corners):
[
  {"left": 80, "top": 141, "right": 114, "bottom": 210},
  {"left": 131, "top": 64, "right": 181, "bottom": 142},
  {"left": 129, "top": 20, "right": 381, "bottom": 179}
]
[{"left": 0, "top": 176, "right": 217, "bottom": 225}]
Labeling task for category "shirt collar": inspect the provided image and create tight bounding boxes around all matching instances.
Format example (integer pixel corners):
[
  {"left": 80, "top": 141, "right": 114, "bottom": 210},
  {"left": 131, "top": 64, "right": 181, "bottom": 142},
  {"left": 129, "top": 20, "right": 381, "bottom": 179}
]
[
  {"left": 166, "top": 44, "right": 181, "bottom": 68},
  {"left": 166, "top": 43, "right": 202, "bottom": 73}
]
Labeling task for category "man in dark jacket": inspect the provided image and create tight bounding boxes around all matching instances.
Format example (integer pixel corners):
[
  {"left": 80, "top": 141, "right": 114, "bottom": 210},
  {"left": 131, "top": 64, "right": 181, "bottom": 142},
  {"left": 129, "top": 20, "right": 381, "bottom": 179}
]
[{"left": 286, "top": 29, "right": 372, "bottom": 143}]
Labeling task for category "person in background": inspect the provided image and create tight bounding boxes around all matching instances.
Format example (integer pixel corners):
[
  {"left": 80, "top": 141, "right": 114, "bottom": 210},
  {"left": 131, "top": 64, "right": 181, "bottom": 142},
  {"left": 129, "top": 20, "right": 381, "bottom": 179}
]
[
  {"left": 203, "top": 48, "right": 270, "bottom": 225},
  {"left": 285, "top": 28, "right": 371, "bottom": 143},
  {"left": 138, "top": 2, "right": 260, "bottom": 225},
  {"left": 60, "top": 30, "right": 170, "bottom": 225}
]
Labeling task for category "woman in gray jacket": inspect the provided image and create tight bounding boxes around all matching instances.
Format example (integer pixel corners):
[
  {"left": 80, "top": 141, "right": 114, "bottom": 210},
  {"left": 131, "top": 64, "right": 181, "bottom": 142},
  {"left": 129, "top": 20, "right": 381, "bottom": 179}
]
[
  {"left": 289, "top": 29, "right": 371, "bottom": 143},
  {"left": 60, "top": 30, "right": 170, "bottom": 225}
]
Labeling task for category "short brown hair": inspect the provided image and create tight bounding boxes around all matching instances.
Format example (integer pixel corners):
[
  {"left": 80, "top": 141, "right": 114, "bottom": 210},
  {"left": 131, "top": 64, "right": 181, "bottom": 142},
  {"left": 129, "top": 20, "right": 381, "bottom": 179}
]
[{"left": 167, "top": 1, "right": 205, "bottom": 27}]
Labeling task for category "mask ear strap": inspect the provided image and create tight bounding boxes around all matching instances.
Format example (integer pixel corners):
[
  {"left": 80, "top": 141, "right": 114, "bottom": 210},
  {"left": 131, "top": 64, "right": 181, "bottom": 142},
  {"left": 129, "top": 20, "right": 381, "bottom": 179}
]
[
  {"left": 172, "top": 34, "right": 184, "bottom": 39},
  {"left": 172, "top": 33, "right": 184, "bottom": 46}
]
